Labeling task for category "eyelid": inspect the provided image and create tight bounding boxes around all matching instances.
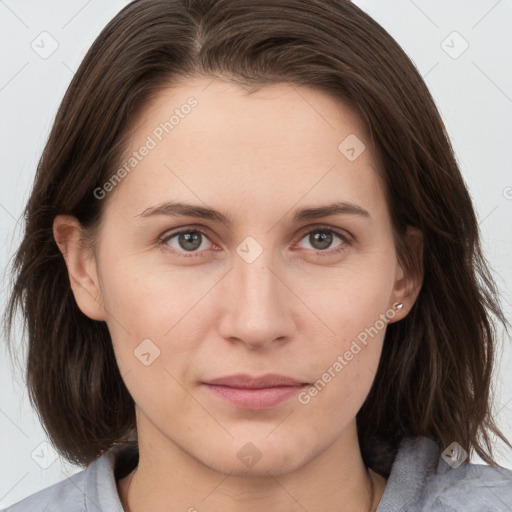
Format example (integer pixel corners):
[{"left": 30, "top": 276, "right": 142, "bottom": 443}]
[
  {"left": 295, "top": 223, "right": 352, "bottom": 242},
  {"left": 159, "top": 224, "right": 212, "bottom": 243}
]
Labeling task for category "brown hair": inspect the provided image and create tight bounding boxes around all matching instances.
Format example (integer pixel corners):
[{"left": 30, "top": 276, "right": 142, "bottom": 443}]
[{"left": 4, "top": 0, "right": 510, "bottom": 473}]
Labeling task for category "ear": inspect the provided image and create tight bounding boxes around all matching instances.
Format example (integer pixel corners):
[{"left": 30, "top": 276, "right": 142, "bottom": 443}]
[
  {"left": 53, "top": 215, "right": 106, "bottom": 321},
  {"left": 388, "top": 226, "right": 423, "bottom": 322}
]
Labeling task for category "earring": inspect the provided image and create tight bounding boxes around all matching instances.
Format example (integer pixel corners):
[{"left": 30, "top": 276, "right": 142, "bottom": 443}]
[{"left": 394, "top": 302, "right": 404, "bottom": 311}]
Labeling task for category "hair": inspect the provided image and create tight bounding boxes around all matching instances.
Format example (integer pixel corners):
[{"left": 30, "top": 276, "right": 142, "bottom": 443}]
[{"left": 4, "top": 0, "right": 510, "bottom": 474}]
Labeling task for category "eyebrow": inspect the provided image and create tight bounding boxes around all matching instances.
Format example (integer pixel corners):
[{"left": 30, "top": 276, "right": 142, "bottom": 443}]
[{"left": 136, "top": 200, "right": 370, "bottom": 225}]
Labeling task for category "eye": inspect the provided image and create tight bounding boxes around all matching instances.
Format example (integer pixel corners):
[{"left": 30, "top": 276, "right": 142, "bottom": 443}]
[
  {"left": 295, "top": 227, "right": 350, "bottom": 255},
  {"left": 161, "top": 228, "right": 215, "bottom": 257},
  {"left": 159, "top": 225, "right": 351, "bottom": 258}
]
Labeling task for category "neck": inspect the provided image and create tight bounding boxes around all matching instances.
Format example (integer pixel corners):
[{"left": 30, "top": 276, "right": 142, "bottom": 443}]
[{"left": 118, "top": 419, "right": 387, "bottom": 512}]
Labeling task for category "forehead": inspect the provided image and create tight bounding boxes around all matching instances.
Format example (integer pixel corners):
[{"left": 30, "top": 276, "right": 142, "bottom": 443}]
[
  {"left": 138, "top": 77, "right": 369, "bottom": 153},
  {"left": 107, "top": 77, "right": 387, "bottom": 222}
]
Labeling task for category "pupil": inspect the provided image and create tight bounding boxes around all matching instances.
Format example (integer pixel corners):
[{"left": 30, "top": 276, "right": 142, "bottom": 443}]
[
  {"left": 179, "top": 232, "right": 202, "bottom": 251},
  {"left": 311, "top": 231, "right": 332, "bottom": 250}
]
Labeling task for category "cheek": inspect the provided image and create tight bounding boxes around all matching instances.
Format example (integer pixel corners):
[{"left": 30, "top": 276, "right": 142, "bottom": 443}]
[
  {"left": 97, "top": 258, "right": 205, "bottom": 418},
  {"left": 305, "top": 252, "right": 396, "bottom": 342},
  {"left": 96, "top": 251, "right": 227, "bottom": 404},
  {"left": 296, "top": 319, "right": 385, "bottom": 427},
  {"left": 94, "top": 260, "right": 171, "bottom": 367},
  {"left": 296, "top": 256, "right": 396, "bottom": 410},
  {"left": 98, "top": 250, "right": 218, "bottom": 336}
]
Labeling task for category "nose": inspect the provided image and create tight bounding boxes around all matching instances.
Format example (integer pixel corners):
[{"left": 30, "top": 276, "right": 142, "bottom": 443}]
[{"left": 217, "top": 250, "right": 296, "bottom": 350}]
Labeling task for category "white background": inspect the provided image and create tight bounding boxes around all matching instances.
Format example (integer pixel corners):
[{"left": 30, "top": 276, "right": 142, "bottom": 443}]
[{"left": 1, "top": 0, "right": 511, "bottom": 507}]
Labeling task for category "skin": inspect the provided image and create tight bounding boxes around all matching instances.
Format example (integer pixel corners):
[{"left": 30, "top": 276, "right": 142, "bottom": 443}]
[{"left": 54, "top": 77, "right": 422, "bottom": 512}]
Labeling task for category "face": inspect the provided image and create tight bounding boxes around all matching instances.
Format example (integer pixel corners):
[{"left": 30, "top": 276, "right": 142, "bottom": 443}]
[{"left": 59, "top": 78, "right": 417, "bottom": 476}]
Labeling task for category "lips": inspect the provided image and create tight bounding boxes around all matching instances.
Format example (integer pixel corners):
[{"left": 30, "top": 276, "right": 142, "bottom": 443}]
[
  {"left": 203, "top": 373, "right": 309, "bottom": 410},
  {"left": 205, "top": 373, "right": 306, "bottom": 388}
]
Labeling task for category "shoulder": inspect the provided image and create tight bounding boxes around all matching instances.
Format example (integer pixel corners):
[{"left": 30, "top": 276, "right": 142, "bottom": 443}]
[
  {"left": 421, "top": 456, "right": 512, "bottom": 512},
  {"left": 377, "top": 436, "right": 512, "bottom": 512},
  {"left": 1, "top": 469, "right": 88, "bottom": 512},
  {"left": 1, "top": 450, "right": 124, "bottom": 512}
]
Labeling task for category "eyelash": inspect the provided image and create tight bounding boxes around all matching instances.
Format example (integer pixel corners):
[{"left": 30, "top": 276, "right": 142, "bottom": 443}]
[{"left": 159, "top": 225, "right": 351, "bottom": 258}]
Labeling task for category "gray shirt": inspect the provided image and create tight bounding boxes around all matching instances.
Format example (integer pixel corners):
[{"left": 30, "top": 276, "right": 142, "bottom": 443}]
[{"left": 3, "top": 436, "right": 512, "bottom": 511}]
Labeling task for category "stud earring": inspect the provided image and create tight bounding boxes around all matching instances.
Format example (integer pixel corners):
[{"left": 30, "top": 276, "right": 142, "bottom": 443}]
[{"left": 394, "top": 302, "right": 404, "bottom": 311}]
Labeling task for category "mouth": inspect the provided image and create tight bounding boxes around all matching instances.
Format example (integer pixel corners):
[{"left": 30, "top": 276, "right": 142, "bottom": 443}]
[{"left": 202, "top": 373, "right": 309, "bottom": 410}]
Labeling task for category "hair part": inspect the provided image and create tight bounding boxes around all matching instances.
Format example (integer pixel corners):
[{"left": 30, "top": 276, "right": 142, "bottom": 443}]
[{"left": 4, "top": 0, "right": 510, "bottom": 472}]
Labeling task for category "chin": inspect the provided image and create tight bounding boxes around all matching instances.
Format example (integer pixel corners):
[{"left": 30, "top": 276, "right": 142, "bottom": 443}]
[{"left": 198, "top": 437, "right": 313, "bottom": 477}]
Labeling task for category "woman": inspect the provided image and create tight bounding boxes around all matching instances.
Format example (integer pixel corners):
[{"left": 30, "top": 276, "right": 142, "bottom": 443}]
[{"left": 4, "top": 0, "right": 512, "bottom": 510}]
